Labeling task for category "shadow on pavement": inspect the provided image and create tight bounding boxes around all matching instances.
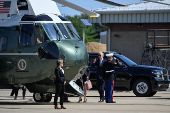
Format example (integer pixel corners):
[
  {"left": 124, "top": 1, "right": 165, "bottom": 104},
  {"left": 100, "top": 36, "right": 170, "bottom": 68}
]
[
  {"left": 0, "top": 107, "right": 21, "bottom": 109},
  {"left": 149, "top": 97, "right": 170, "bottom": 100},
  {"left": 0, "top": 101, "right": 53, "bottom": 105}
]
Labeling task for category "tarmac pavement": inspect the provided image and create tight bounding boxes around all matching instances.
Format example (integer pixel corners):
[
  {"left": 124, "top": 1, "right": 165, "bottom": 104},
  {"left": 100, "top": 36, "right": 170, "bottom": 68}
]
[{"left": 0, "top": 88, "right": 170, "bottom": 113}]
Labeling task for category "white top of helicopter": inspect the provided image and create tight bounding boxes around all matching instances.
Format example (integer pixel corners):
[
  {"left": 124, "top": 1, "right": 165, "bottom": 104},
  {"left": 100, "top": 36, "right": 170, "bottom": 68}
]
[
  {"left": 0, "top": 0, "right": 67, "bottom": 27},
  {"left": 0, "top": 0, "right": 99, "bottom": 27},
  {"left": 0, "top": 0, "right": 100, "bottom": 27},
  {"left": 27, "top": 0, "right": 61, "bottom": 15}
]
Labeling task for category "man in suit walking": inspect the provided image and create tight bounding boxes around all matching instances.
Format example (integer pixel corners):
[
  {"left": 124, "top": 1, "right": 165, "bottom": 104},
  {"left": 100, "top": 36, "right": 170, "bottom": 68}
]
[{"left": 93, "top": 52, "right": 107, "bottom": 102}]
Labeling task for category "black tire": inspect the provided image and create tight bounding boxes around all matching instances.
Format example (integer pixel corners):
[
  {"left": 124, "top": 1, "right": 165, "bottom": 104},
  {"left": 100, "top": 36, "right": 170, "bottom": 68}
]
[
  {"left": 132, "top": 79, "right": 151, "bottom": 97},
  {"left": 149, "top": 91, "right": 157, "bottom": 97},
  {"left": 44, "top": 93, "right": 52, "bottom": 102},
  {"left": 33, "top": 93, "right": 45, "bottom": 102}
]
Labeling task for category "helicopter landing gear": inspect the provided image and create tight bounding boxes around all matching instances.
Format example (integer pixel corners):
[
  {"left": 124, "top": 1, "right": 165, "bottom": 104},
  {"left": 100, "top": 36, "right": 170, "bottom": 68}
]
[
  {"left": 33, "top": 93, "right": 52, "bottom": 102},
  {"left": 44, "top": 93, "right": 52, "bottom": 102}
]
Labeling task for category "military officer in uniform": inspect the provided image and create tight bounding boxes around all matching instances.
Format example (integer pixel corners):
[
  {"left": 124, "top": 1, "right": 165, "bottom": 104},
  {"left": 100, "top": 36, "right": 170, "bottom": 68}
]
[
  {"left": 92, "top": 52, "right": 107, "bottom": 102},
  {"left": 103, "top": 53, "right": 116, "bottom": 103}
]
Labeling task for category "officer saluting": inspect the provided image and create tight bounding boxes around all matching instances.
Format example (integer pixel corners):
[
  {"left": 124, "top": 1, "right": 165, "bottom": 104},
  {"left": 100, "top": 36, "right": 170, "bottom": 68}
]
[{"left": 103, "top": 53, "right": 116, "bottom": 103}]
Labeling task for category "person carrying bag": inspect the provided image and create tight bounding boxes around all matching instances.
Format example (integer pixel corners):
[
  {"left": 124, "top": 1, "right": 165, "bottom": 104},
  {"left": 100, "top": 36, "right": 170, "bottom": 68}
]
[
  {"left": 84, "top": 80, "right": 92, "bottom": 90},
  {"left": 77, "top": 67, "right": 90, "bottom": 103}
]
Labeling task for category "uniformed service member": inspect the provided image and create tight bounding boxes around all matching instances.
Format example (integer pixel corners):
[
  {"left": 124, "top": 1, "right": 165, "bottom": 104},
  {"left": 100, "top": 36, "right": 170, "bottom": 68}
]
[{"left": 102, "top": 53, "right": 116, "bottom": 103}]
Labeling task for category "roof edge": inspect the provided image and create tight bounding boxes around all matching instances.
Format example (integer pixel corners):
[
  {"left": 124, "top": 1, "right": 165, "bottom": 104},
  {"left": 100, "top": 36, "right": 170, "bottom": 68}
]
[{"left": 95, "top": 9, "right": 170, "bottom": 14}]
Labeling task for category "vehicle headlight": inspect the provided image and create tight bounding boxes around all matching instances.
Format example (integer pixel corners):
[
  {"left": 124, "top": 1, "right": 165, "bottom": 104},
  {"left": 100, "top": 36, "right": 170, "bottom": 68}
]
[{"left": 152, "top": 70, "right": 164, "bottom": 80}]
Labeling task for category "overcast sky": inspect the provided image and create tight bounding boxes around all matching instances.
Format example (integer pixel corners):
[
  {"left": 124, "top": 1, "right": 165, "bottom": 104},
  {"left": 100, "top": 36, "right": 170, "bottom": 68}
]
[{"left": 56, "top": 0, "right": 142, "bottom": 16}]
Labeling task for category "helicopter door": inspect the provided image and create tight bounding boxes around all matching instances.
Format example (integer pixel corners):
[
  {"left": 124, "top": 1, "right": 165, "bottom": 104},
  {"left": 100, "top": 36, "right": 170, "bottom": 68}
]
[
  {"left": 69, "top": 80, "right": 84, "bottom": 96},
  {"left": 0, "top": 37, "right": 7, "bottom": 71},
  {"left": 19, "top": 23, "right": 35, "bottom": 47},
  {"left": 17, "top": 23, "right": 35, "bottom": 72}
]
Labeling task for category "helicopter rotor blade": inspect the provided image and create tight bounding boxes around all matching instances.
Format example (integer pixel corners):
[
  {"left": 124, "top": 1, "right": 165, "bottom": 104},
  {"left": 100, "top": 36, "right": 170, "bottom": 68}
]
[
  {"left": 53, "top": 0, "right": 100, "bottom": 17},
  {"left": 95, "top": 0, "right": 127, "bottom": 7}
]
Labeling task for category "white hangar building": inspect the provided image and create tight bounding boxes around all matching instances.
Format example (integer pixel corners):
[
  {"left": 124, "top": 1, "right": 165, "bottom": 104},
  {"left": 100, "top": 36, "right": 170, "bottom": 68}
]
[{"left": 89, "top": 0, "right": 170, "bottom": 64}]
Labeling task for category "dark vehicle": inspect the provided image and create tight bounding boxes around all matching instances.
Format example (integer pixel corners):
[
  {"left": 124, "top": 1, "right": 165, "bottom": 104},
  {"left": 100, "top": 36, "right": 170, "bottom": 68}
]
[{"left": 88, "top": 52, "right": 170, "bottom": 97}]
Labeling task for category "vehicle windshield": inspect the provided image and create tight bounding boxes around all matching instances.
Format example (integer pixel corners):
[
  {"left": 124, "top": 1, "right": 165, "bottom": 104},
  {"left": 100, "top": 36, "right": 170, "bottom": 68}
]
[
  {"left": 41, "top": 23, "right": 80, "bottom": 40},
  {"left": 114, "top": 54, "right": 137, "bottom": 66}
]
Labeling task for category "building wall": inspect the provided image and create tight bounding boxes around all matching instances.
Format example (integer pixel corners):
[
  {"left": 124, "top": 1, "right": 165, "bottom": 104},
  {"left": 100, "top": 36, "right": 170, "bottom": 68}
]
[
  {"left": 107, "top": 23, "right": 170, "bottom": 64},
  {"left": 100, "top": 35, "right": 107, "bottom": 44}
]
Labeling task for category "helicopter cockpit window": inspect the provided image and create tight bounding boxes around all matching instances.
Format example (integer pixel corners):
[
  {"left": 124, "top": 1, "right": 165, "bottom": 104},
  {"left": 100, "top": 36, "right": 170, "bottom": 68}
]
[
  {"left": 35, "top": 23, "right": 48, "bottom": 45},
  {"left": 42, "top": 23, "right": 62, "bottom": 40},
  {"left": 38, "top": 42, "right": 59, "bottom": 59},
  {"left": 64, "top": 23, "right": 81, "bottom": 40},
  {"left": 0, "top": 37, "right": 7, "bottom": 51},
  {"left": 19, "top": 24, "right": 35, "bottom": 47},
  {"left": 56, "top": 23, "right": 71, "bottom": 39}
]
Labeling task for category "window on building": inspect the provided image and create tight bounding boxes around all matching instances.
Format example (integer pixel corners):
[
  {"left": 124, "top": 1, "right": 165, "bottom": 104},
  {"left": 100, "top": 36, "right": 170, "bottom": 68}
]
[
  {"left": 19, "top": 24, "right": 35, "bottom": 47},
  {"left": 0, "top": 37, "right": 7, "bottom": 51}
]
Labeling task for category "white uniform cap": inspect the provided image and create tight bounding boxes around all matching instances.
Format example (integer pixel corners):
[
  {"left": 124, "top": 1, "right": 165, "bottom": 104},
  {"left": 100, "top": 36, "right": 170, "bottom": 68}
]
[{"left": 106, "top": 53, "right": 114, "bottom": 57}]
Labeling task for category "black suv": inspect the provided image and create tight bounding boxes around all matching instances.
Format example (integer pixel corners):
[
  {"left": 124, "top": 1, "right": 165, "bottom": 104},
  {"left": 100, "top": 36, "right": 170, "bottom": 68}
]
[{"left": 88, "top": 52, "right": 170, "bottom": 97}]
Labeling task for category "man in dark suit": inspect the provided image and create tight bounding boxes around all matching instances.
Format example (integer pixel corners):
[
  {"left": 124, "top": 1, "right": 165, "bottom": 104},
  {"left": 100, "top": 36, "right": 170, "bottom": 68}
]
[
  {"left": 92, "top": 52, "right": 107, "bottom": 102},
  {"left": 103, "top": 53, "right": 116, "bottom": 103}
]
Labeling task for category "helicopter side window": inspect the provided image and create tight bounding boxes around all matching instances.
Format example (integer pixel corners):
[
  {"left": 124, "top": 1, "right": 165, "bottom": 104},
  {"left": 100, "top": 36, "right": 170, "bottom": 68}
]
[
  {"left": 35, "top": 23, "right": 48, "bottom": 45},
  {"left": 19, "top": 24, "right": 35, "bottom": 47},
  {"left": 0, "top": 37, "right": 7, "bottom": 51},
  {"left": 38, "top": 42, "right": 59, "bottom": 59}
]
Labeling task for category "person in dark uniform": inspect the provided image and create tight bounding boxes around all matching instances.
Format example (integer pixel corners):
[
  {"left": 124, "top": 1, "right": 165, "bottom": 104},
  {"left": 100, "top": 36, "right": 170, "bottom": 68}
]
[
  {"left": 77, "top": 67, "right": 90, "bottom": 103},
  {"left": 10, "top": 85, "right": 26, "bottom": 100},
  {"left": 103, "top": 53, "right": 116, "bottom": 103},
  {"left": 54, "top": 59, "right": 66, "bottom": 109},
  {"left": 92, "top": 52, "right": 107, "bottom": 102}
]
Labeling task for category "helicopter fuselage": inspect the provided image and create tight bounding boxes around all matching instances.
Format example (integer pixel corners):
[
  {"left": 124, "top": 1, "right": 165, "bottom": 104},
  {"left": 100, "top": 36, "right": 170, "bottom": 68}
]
[{"left": 0, "top": 14, "right": 88, "bottom": 96}]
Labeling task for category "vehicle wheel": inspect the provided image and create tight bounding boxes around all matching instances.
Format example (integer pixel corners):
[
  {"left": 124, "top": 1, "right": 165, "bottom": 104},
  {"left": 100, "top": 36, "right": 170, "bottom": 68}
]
[
  {"left": 149, "top": 91, "right": 157, "bottom": 97},
  {"left": 132, "top": 79, "right": 151, "bottom": 97},
  {"left": 44, "top": 93, "right": 52, "bottom": 102},
  {"left": 33, "top": 93, "right": 45, "bottom": 102}
]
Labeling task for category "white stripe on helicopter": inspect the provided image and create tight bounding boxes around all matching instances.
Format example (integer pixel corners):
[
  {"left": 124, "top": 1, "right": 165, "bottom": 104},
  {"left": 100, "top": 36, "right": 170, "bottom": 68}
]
[{"left": 0, "top": 53, "right": 38, "bottom": 55}]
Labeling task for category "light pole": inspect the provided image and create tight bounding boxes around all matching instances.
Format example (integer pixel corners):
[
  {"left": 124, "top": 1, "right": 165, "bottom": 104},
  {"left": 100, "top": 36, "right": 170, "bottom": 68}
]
[{"left": 81, "top": 19, "right": 92, "bottom": 43}]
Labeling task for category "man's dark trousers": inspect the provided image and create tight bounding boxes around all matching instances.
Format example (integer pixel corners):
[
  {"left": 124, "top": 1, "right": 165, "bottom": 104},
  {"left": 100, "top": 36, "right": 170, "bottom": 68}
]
[{"left": 96, "top": 78, "right": 105, "bottom": 101}]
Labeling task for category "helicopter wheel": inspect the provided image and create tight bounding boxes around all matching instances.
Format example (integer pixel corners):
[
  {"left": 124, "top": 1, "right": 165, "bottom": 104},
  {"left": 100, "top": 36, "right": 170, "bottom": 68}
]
[
  {"left": 33, "top": 93, "right": 45, "bottom": 102},
  {"left": 44, "top": 93, "right": 52, "bottom": 102}
]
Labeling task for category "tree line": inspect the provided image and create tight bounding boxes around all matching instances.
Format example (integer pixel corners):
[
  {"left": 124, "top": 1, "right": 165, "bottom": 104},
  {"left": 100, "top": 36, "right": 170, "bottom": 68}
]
[{"left": 65, "top": 14, "right": 106, "bottom": 43}]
